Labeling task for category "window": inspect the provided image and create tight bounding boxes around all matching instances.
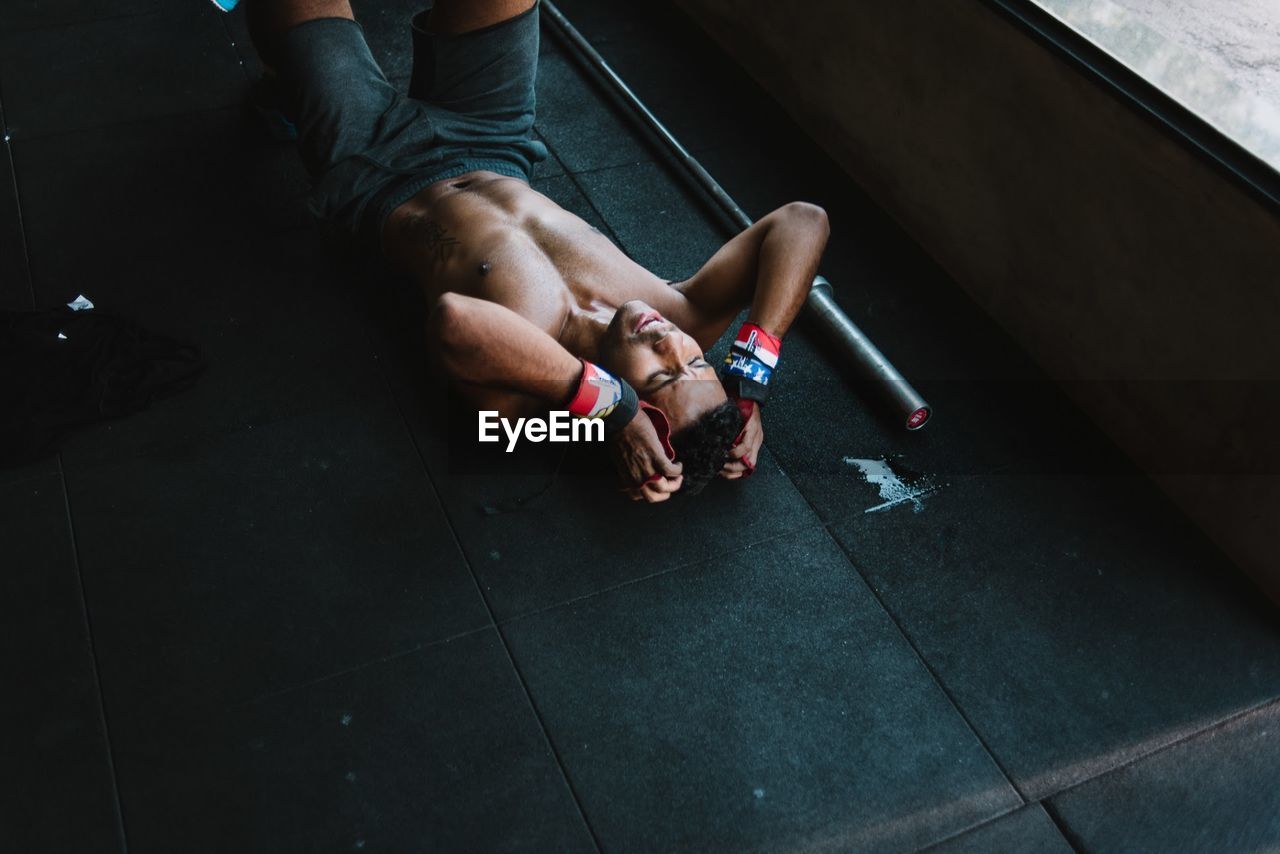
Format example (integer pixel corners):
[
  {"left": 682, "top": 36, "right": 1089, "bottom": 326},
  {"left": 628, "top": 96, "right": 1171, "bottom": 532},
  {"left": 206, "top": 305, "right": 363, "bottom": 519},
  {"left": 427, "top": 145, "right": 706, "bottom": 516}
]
[{"left": 1034, "top": 0, "right": 1280, "bottom": 173}]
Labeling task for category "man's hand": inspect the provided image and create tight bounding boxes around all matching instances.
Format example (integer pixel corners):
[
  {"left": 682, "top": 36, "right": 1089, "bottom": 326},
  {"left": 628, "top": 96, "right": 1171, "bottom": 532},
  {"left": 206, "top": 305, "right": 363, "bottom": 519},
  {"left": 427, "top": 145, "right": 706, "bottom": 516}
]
[
  {"left": 721, "top": 401, "right": 762, "bottom": 479},
  {"left": 611, "top": 414, "right": 684, "bottom": 502}
]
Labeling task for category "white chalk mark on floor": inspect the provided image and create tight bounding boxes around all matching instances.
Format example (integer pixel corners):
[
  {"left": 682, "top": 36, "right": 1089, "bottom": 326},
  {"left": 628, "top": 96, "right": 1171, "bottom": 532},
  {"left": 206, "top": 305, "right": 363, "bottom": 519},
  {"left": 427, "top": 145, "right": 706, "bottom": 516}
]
[{"left": 843, "top": 457, "right": 943, "bottom": 514}]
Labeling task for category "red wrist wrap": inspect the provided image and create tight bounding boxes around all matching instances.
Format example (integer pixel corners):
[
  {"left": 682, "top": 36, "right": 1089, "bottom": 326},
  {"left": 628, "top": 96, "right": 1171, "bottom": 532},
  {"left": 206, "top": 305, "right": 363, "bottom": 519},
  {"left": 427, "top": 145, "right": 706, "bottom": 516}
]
[
  {"left": 722, "top": 322, "right": 783, "bottom": 404},
  {"left": 566, "top": 360, "right": 638, "bottom": 434},
  {"left": 735, "top": 323, "right": 782, "bottom": 364}
]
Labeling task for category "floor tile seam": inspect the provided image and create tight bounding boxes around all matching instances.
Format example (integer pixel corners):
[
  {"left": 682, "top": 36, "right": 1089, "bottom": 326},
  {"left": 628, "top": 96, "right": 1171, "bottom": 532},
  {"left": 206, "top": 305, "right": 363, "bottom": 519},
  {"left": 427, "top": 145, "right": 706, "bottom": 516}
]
[
  {"left": 528, "top": 92, "right": 719, "bottom": 179},
  {"left": 1035, "top": 692, "right": 1280, "bottom": 806},
  {"left": 540, "top": 92, "right": 746, "bottom": 241},
  {"left": 1039, "top": 799, "right": 1087, "bottom": 853},
  {"left": 219, "top": 13, "right": 256, "bottom": 84},
  {"left": 529, "top": 133, "right": 571, "bottom": 181},
  {"left": 538, "top": 19, "right": 673, "bottom": 129},
  {"left": 223, "top": 622, "right": 497, "bottom": 711},
  {"left": 3, "top": 129, "right": 37, "bottom": 310},
  {"left": 495, "top": 518, "right": 825, "bottom": 629},
  {"left": 542, "top": 20, "right": 755, "bottom": 157},
  {"left": 530, "top": 54, "right": 675, "bottom": 178},
  {"left": 2, "top": 98, "right": 246, "bottom": 147},
  {"left": 544, "top": 151, "right": 654, "bottom": 183},
  {"left": 791, "top": 492, "right": 1028, "bottom": 803},
  {"left": 534, "top": 133, "right": 631, "bottom": 250},
  {"left": 486, "top": 621, "right": 604, "bottom": 853},
  {"left": 56, "top": 453, "right": 131, "bottom": 853},
  {"left": 532, "top": 106, "right": 723, "bottom": 178},
  {"left": 915, "top": 803, "right": 1074, "bottom": 853},
  {"left": 365, "top": 324, "right": 605, "bottom": 853}
]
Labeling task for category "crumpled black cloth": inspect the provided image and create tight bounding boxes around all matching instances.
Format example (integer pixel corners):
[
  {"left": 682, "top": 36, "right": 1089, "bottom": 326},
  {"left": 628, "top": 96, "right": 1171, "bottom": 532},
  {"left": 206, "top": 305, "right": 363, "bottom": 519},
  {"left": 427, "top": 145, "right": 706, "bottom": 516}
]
[{"left": 0, "top": 307, "right": 205, "bottom": 467}]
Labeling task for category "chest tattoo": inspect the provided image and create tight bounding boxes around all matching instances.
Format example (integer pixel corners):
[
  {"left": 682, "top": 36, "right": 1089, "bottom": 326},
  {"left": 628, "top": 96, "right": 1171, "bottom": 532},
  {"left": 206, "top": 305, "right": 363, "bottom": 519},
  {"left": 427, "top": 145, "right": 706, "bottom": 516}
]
[{"left": 400, "top": 213, "right": 461, "bottom": 263}]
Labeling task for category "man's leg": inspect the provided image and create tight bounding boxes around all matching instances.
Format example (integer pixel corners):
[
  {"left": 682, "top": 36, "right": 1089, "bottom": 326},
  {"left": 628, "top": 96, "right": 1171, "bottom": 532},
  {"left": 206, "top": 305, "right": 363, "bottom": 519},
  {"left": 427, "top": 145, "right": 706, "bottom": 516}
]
[
  {"left": 245, "top": 0, "right": 354, "bottom": 69},
  {"left": 425, "top": 0, "right": 536, "bottom": 36},
  {"left": 239, "top": 0, "right": 402, "bottom": 189},
  {"left": 409, "top": 0, "right": 543, "bottom": 128}
]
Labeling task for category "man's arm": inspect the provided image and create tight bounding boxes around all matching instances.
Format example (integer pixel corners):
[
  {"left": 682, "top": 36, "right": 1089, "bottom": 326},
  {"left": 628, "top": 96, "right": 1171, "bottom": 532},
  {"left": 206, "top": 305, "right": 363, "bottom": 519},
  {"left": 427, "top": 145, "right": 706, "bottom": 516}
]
[
  {"left": 429, "top": 292, "right": 684, "bottom": 501},
  {"left": 431, "top": 291, "right": 581, "bottom": 405},
  {"left": 672, "top": 202, "right": 828, "bottom": 479},
  {"left": 674, "top": 201, "right": 829, "bottom": 348}
]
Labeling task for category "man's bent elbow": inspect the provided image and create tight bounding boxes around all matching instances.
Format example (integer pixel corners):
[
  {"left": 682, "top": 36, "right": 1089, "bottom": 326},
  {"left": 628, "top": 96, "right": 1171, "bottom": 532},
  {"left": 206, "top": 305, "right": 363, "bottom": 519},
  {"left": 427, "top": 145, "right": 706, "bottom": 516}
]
[
  {"left": 784, "top": 201, "right": 829, "bottom": 236},
  {"left": 429, "top": 292, "right": 471, "bottom": 373}
]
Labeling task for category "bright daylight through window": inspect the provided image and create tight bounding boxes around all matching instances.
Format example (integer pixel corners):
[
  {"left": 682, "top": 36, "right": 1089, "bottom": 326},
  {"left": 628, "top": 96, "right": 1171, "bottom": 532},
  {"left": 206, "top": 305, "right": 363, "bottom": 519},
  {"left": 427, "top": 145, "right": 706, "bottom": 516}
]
[{"left": 1034, "top": 0, "right": 1280, "bottom": 172}]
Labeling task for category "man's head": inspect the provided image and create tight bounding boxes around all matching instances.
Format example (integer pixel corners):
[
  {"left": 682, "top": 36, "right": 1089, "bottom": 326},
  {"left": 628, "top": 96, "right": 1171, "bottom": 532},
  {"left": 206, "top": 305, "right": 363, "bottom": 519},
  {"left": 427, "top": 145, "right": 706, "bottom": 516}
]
[{"left": 599, "top": 300, "right": 742, "bottom": 494}]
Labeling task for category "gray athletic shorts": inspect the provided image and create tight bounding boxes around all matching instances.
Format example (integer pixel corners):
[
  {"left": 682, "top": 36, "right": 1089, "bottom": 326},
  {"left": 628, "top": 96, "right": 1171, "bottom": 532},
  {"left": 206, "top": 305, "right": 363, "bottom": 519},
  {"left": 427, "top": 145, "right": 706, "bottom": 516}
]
[{"left": 275, "top": 3, "right": 548, "bottom": 249}]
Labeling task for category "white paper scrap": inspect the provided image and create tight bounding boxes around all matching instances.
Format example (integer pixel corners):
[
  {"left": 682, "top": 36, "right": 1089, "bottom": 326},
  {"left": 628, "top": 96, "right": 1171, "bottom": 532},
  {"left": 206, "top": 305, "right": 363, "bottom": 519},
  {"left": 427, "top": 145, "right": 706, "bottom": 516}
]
[{"left": 66, "top": 294, "right": 94, "bottom": 311}]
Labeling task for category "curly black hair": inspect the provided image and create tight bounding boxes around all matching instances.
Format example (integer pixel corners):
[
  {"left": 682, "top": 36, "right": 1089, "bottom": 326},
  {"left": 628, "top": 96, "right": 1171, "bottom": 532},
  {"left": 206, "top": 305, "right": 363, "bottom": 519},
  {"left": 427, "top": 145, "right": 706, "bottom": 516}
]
[{"left": 669, "top": 399, "right": 744, "bottom": 496}]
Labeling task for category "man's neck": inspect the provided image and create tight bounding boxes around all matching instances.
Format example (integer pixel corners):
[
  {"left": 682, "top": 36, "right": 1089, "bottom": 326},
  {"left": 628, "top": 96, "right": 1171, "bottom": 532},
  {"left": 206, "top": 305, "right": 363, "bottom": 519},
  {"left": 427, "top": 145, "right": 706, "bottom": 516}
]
[{"left": 556, "top": 302, "right": 615, "bottom": 362}]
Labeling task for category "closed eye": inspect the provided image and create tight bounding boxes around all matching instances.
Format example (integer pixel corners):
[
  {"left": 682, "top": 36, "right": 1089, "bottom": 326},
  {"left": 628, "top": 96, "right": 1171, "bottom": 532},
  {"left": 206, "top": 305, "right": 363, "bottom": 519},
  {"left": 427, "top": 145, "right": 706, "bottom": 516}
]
[{"left": 646, "top": 358, "right": 710, "bottom": 393}]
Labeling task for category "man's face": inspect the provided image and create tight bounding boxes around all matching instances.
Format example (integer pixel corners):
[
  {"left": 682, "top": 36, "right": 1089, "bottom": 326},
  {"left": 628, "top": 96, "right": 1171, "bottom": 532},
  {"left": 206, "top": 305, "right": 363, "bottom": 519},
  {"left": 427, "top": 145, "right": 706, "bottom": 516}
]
[{"left": 598, "top": 300, "right": 727, "bottom": 432}]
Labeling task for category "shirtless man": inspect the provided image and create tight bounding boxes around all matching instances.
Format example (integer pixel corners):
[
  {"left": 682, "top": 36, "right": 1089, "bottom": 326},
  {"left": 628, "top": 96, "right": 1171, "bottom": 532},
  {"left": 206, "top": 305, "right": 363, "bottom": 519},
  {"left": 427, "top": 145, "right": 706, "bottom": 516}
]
[{"left": 241, "top": 0, "right": 829, "bottom": 500}]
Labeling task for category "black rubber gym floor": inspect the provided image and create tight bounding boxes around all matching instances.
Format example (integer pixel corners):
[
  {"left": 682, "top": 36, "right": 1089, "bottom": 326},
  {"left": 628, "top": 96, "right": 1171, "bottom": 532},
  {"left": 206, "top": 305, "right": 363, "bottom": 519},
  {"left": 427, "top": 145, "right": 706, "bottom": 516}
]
[{"left": 3, "top": 1, "right": 1279, "bottom": 851}]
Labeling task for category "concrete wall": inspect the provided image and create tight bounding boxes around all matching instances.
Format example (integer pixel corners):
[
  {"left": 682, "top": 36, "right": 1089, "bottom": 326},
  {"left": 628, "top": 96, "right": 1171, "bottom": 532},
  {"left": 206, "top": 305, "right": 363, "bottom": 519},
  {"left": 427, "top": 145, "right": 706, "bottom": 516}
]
[{"left": 674, "top": 0, "right": 1280, "bottom": 598}]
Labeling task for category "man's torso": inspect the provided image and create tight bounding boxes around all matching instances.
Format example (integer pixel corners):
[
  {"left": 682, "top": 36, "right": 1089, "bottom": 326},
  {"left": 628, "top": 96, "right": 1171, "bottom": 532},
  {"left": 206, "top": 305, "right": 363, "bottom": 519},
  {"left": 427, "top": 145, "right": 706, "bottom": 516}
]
[{"left": 383, "top": 171, "right": 696, "bottom": 355}]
